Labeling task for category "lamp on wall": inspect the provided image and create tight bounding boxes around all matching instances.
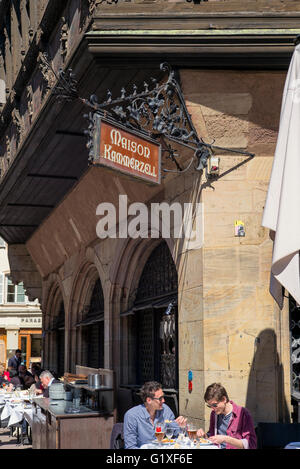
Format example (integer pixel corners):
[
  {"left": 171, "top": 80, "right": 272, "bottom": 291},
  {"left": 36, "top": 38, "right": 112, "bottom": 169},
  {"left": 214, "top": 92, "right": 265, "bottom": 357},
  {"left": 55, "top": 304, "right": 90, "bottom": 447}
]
[{"left": 165, "top": 301, "right": 174, "bottom": 316}]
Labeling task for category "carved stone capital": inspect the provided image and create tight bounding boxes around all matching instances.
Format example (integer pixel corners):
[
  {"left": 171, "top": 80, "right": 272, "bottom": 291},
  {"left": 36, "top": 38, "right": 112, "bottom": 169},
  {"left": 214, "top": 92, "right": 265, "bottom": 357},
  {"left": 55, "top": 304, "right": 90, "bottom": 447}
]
[
  {"left": 12, "top": 107, "right": 24, "bottom": 147},
  {"left": 26, "top": 84, "right": 34, "bottom": 123},
  {"left": 88, "top": 0, "right": 103, "bottom": 15},
  {"left": 60, "top": 17, "right": 69, "bottom": 61},
  {"left": 38, "top": 52, "right": 56, "bottom": 94},
  {"left": 5, "top": 134, "right": 11, "bottom": 163}
]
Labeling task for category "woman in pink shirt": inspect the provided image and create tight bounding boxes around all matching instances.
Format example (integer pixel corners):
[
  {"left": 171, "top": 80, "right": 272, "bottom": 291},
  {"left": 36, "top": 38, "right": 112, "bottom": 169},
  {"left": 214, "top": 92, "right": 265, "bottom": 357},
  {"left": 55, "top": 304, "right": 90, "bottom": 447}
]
[{"left": 197, "top": 383, "right": 257, "bottom": 449}]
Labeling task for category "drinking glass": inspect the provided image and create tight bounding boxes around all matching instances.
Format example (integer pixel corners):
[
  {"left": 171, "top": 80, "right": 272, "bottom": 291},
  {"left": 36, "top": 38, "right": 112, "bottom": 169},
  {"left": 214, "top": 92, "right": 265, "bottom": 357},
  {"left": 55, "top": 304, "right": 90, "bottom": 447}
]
[
  {"left": 165, "top": 423, "right": 173, "bottom": 443},
  {"left": 187, "top": 424, "right": 197, "bottom": 446},
  {"left": 155, "top": 423, "right": 165, "bottom": 447},
  {"left": 178, "top": 424, "right": 186, "bottom": 440}
]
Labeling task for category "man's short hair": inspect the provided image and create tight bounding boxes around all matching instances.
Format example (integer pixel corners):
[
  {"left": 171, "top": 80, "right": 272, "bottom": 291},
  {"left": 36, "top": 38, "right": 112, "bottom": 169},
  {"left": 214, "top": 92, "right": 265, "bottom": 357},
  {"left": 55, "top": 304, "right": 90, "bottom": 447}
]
[
  {"left": 204, "top": 383, "right": 229, "bottom": 403},
  {"left": 15, "top": 349, "right": 22, "bottom": 354},
  {"left": 140, "top": 381, "right": 163, "bottom": 403},
  {"left": 40, "top": 370, "right": 54, "bottom": 381}
]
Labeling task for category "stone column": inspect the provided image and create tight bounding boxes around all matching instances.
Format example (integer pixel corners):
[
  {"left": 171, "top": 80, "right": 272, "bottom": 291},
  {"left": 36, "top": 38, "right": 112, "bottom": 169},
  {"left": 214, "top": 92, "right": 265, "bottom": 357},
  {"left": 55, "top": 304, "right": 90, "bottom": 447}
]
[
  {"left": 177, "top": 247, "right": 204, "bottom": 427},
  {"left": 6, "top": 328, "right": 20, "bottom": 360}
]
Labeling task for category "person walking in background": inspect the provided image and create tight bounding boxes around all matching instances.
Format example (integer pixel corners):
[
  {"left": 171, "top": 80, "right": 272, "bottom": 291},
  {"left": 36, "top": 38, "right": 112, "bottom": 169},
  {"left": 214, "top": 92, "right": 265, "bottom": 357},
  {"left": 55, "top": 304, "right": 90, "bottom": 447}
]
[
  {"left": 7, "top": 349, "right": 22, "bottom": 371},
  {"left": 197, "top": 383, "right": 257, "bottom": 449}
]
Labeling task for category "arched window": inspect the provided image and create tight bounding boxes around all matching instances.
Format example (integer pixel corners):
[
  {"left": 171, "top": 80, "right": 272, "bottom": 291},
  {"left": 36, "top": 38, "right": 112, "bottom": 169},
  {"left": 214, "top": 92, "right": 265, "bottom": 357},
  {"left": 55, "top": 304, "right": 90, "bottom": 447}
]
[
  {"left": 81, "top": 279, "right": 104, "bottom": 369},
  {"left": 54, "top": 301, "right": 65, "bottom": 377},
  {"left": 133, "top": 242, "right": 178, "bottom": 389}
]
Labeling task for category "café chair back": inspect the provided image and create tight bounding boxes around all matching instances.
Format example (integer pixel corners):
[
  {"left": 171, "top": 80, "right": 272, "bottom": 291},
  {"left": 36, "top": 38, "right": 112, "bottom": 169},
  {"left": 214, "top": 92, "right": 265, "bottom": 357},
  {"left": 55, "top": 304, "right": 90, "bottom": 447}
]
[{"left": 110, "top": 422, "right": 124, "bottom": 449}]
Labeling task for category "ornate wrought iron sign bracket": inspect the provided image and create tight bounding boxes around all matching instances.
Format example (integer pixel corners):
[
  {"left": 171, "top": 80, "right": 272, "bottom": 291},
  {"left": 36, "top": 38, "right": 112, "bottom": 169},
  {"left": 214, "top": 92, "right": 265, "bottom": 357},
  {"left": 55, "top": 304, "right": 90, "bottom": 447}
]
[{"left": 42, "top": 53, "right": 254, "bottom": 176}]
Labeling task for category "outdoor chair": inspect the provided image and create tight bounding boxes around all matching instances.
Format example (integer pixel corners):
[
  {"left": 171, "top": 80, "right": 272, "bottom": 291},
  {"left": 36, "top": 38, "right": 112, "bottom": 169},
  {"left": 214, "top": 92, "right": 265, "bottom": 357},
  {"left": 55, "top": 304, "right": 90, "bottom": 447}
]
[
  {"left": 10, "top": 423, "right": 26, "bottom": 445},
  {"left": 110, "top": 422, "right": 124, "bottom": 449},
  {"left": 256, "top": 422, "right": 300, "bottom": 449}
]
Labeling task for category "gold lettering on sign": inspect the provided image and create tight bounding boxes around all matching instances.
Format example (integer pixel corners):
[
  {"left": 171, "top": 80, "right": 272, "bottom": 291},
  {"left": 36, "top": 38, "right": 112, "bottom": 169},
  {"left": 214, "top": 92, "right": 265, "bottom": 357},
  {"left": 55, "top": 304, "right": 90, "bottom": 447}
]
[{"left": 98, "top": 121, "right": 160, "bottom": 184}]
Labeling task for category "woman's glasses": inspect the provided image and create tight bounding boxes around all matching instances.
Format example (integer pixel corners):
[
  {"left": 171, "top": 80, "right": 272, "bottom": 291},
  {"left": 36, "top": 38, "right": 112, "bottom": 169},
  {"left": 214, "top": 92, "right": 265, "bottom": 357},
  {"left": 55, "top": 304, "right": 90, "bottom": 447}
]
[{"left": 206, "top": 402, "right": 218, "bottom": 409}]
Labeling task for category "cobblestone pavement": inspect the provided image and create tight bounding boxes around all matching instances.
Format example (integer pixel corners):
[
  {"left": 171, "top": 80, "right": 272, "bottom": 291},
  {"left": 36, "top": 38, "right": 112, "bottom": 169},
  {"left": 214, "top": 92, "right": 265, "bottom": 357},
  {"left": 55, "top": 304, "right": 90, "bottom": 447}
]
[{"left": 0, "top": 427, "right": 32, "bottom": 449}]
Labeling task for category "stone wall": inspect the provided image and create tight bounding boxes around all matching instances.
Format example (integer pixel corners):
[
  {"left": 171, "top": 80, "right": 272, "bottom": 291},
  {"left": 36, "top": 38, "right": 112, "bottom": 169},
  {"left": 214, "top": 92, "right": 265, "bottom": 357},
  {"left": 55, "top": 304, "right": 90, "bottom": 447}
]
[
  {"left": 25, "top": 67, "right": 292, "bottom": 427},
  {"left": 181, "top": 68, "right": 291, "bottom": 426}
]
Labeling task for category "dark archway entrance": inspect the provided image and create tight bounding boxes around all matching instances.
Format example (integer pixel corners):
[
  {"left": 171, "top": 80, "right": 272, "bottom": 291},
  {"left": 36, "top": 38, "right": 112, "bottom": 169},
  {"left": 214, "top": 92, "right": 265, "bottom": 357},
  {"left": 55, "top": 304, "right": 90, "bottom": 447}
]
[
  {"left": 55, "top": 301, "right": 65, "bottom": 377},
  {"left": 134, "top": 241, "right": 178, "bottom": 390},
  {"left": 81, "top": 279, "right": 104, "bottom": 369}
]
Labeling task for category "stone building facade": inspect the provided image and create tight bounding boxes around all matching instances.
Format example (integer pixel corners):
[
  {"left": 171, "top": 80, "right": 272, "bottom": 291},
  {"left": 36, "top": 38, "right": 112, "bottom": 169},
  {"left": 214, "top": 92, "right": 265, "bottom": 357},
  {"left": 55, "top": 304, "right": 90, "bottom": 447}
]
[{"left": 0, "top": 0, "right": 299, "bottom": 429}]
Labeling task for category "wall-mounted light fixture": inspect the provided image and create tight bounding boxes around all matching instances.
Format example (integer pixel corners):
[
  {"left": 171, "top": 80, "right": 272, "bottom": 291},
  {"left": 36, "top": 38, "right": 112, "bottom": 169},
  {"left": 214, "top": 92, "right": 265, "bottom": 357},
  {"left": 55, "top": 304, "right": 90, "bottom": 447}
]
[
  {"left": 206, "top": 155, "right": 220, "bottom": 178},
  {"left": 235, "top": 220, "right": 245, "bottom": 237}
]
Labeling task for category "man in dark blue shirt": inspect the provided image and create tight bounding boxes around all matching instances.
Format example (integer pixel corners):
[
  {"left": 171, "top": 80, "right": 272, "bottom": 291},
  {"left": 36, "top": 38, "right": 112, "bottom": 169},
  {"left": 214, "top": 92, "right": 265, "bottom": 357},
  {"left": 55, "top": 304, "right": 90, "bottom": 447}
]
[{"left": 7, "top": 349, "right": 22, "bottom": 371}]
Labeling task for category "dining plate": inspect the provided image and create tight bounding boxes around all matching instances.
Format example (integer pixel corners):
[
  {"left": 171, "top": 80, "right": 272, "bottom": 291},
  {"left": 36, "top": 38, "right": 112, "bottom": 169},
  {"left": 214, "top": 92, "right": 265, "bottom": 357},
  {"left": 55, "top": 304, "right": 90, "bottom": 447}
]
[
  {"left": 151, "top": 439, "right": 174, "bottom": 445},
  {"left": 198, "top": 439, "right": 214, "bottom": 446}
]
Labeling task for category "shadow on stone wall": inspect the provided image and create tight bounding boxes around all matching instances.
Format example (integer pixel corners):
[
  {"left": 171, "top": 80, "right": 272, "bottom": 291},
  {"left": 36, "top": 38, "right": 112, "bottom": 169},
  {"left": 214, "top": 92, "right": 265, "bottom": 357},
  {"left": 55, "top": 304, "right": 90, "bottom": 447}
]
[{"left": 245, "top": 328, "right": 290, "bottom": 424}]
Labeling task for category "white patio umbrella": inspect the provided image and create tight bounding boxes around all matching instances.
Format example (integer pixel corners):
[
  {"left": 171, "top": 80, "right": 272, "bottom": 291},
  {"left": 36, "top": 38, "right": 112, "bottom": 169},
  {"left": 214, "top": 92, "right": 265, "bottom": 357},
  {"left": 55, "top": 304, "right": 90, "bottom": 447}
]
[{"left": 262, "top": 44, "right": 300, "bottom": 309}]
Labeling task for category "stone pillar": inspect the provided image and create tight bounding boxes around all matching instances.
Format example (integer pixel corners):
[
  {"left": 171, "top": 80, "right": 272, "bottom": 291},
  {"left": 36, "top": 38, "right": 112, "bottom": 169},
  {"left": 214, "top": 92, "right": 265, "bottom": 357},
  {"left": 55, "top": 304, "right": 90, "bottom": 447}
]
[
  {"left": 6, "top": 328, "right": 20, "bottom": 359},
  {"left": 177, "top": 247, "right": 204, "bottom": 427}
]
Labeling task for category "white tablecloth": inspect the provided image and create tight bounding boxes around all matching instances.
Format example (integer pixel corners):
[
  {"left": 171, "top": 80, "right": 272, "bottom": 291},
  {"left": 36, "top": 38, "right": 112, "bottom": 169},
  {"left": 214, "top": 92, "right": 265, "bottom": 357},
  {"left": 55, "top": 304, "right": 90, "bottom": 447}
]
[
  {"left": 140, "top": 439, "right": 219, "bottom": 450},
  {"left": 0, "top": 398, "right": 33, "bottom": 427}
]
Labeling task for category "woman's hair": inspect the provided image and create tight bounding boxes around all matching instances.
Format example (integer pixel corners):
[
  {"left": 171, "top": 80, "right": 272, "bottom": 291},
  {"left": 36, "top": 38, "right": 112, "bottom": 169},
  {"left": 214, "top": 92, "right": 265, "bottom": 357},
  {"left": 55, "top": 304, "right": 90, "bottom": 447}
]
[
  {"left": 33, "top": 369, "right": 42, "bottom": 380},
  {"left": 140, "top": 381, "right": 162, "bottom": 403},
  {"left": 0, "top": 364, "right": 5, "bottom": 374},
  {"left": 204, "top": 383, "right": 229, "bottom": 403}
]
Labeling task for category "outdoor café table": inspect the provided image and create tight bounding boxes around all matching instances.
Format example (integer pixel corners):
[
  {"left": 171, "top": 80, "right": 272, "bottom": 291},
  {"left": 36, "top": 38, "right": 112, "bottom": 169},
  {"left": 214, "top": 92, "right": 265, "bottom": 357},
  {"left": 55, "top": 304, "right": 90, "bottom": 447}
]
[
  {"left": 140, "top": 438, "right": 219, "bottom": 450},
  {"left": 0, "top": 395, "right": 34, "bottom": 427}
]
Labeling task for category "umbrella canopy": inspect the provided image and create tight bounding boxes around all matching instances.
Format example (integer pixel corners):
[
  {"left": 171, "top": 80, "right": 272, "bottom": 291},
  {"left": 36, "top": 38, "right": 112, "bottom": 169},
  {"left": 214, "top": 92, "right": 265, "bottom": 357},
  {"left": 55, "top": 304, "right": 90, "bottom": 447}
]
[{"left": 262, "top": 44, "right": 300, "bottom": 308}]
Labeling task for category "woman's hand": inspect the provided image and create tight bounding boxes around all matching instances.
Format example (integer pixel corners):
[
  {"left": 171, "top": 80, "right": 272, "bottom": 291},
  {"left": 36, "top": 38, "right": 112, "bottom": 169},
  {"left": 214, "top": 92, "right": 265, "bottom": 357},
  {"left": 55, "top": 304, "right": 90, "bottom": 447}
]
[
  {"left": 196, "top": 428, "right": 207, "bottom": 438},
  {"left": 208, "top": 434, "right": 227, "bottom": 445}
]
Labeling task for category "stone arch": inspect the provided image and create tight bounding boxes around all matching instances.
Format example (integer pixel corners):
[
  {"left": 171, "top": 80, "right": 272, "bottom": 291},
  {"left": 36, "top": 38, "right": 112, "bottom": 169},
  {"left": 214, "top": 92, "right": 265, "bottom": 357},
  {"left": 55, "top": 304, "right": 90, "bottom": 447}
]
[
  {"left": 110, "top": 230, "right": 175, "bottom": 313},
  {"left": 68, "top": 254, "right": 108, "bottom": 373},
  {"left": 43, "top": 278, "right": 66, "bottom": 373},
  {"left": 110, "top": 234, "right": 178, "bottom": 391}
]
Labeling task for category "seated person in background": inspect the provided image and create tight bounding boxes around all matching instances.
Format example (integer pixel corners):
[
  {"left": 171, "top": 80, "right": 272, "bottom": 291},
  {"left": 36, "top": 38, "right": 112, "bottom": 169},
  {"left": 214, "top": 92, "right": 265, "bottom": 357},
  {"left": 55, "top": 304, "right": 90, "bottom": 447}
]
[
  {"left": 124, "top": 381, "right": 187, "bottom": 449},
  {"left": 36, "top": 370, "right": 60, "bottom": 397},
  {"left": 31, "top": 363, "right": 41, "bottom": 375},
  {"left": 29, "top": 369, "right": 43, "bottom": 395},
  {"left": 0, "top": 363, "right": 6, "bottom": 377},
  {"left": 18, "top": 365, "right": 35, "bottom": 389},
  {"left": 0, "top": 364, "right": 5, "bottom": 387},
  {"left": 0, "top": 364, "right": 10, "bottom": 382},
  {"left": 196, "top": 383, "right": 257, "bottom": 449},
  {"left": 9, "top": 369, "right": 24, "bottom": 389}
]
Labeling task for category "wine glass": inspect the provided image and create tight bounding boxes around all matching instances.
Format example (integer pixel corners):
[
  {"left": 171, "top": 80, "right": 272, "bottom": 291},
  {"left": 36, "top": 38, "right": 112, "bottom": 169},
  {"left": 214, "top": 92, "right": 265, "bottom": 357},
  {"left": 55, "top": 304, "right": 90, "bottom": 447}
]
[
  {"left": 165, "top": 423, "right": 173, "bottom": 444},
  {"left": 155, "top": 422, "right": 165, "bottom": 447}
]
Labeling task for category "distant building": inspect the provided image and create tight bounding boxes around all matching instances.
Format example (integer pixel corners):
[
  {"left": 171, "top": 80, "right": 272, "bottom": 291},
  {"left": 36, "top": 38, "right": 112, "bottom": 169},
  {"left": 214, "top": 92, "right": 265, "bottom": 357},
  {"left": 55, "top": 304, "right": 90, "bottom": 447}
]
[{"left": 0, "top": 237, "right": 42, "bottom": 368}]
